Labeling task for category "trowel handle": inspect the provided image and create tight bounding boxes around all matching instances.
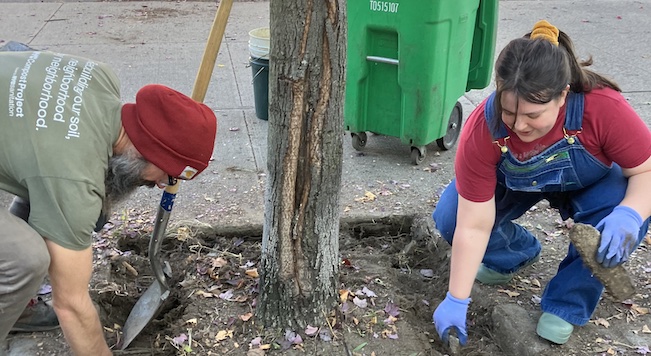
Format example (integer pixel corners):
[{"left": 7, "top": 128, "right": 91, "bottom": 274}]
[{"left": 148, "top": 181, "right": 181, "bottom": 287}]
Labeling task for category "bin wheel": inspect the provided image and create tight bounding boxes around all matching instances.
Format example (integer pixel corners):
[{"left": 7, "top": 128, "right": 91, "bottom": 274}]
[
  {"left": 351, "top": 132, "right": 367, "bottom": 151},
  {"left": 436, "top": 101, "right": 463, "bottom": 150},
  {"left": 411, "top": 146, "right": 426, "bottom": 165}
]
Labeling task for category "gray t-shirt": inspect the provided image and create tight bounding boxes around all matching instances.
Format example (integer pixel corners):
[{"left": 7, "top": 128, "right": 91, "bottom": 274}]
[{"left": 0, "top": 50, "right": 122, "bottom": 250}]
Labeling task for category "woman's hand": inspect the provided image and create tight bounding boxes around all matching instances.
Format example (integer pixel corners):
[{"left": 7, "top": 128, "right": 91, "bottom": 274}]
[
  {"left": 595, "top": 205, "right": 643, "bottom": 268},
  {"left": 433, "top": 292, "right": 471, "bottom": 346}
]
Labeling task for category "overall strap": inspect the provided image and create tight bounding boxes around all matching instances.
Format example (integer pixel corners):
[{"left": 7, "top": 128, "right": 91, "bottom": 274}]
[
  {"left": 484, "top": 92, "right": 509, "bottom": 140},
  {"left": 563, "top": 92, "right": 584, "bottom": 131}
]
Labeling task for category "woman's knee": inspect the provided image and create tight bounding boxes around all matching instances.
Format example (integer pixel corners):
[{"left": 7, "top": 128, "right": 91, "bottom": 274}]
[{"left": 433, "top": 183, "right": 459, "bottom": 243}]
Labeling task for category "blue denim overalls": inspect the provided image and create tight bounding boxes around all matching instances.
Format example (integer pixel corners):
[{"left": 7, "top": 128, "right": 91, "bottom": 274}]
[{"left": 433, "top": 92, "right": 650, "bottom": 325}]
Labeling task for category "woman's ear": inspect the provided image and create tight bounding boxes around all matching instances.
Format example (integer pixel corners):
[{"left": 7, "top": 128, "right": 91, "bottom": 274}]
[{"left": 557, "top": 84, "right": 571, "bottom": 107}]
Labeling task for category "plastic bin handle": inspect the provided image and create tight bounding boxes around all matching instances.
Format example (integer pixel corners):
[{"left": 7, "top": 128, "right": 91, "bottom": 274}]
[{"left": 366, "top": 56, "right": 399, "bottom": 65}]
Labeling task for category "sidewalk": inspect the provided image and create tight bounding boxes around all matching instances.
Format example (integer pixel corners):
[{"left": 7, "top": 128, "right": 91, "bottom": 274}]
[
  {"left": 1, "top": 1, "right": 650, "bottom": 354},
  {"left": 1, "top": 1, "right": 650, "bottom": 227}
]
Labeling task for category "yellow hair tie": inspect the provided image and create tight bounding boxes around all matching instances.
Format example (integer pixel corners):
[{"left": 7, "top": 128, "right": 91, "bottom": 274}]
[{"left": 530, "top": 20, "right": 559, "bottom": 46}]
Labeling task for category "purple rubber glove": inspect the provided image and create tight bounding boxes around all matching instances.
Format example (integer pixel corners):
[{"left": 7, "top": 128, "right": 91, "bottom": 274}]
[
  {"left": 433, "top": 291, "right": 470, "bottom": 346},
  {"left": 595, "top": 206, "right": 643, "bottom": 268}
]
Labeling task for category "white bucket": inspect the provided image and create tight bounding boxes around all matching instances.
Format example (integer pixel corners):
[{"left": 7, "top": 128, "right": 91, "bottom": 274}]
[{"left": 249, "top": 27, "right": 270, "bottom": 60}]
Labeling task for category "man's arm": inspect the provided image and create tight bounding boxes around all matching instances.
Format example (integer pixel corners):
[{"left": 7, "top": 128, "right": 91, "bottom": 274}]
[{"left": 45, "top": 240, "right": 112, "bottom": 356}]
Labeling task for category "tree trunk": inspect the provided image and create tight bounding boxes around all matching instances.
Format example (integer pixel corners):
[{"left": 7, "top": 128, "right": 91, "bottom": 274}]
[{"left": 256, "top": 0, "right": 346, "bottom": 330}]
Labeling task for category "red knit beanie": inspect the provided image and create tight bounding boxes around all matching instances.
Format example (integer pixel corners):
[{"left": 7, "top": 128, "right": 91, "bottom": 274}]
[{"left": 121, "top": 84, "right": 217, "bottom": 179}]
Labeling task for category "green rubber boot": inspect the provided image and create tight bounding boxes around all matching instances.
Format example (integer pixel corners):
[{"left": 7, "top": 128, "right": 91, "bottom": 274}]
[
  {"left": 536, "top": 312, "right": 574, "bottom": 344},
  {"left": 475, "top": 254, "right": 540, "bottom": 285}
]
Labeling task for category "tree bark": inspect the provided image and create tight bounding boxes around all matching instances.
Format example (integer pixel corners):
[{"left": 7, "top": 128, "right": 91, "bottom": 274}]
[{"left": 256, "top": 0, "right": 346, "bottom": 329}]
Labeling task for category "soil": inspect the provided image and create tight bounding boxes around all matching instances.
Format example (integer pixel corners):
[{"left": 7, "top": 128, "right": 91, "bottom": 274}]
[{"left": 9, "top": 201, "right": 651, "bottom": 356}]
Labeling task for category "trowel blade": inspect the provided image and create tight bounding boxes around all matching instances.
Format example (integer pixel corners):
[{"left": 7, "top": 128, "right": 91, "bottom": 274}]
[{"left": 118, "top": 281, "right": 169, "bottom": 350}]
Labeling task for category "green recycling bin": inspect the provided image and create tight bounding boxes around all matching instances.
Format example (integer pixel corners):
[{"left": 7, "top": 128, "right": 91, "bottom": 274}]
[{"left": 344, "top": 0, "right": 498, "bottom": 164}]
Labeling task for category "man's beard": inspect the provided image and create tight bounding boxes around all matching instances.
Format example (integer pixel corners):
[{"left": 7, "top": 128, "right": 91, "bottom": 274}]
[{"left": 103, "top": 151, "right": 155, "bottom": 214}]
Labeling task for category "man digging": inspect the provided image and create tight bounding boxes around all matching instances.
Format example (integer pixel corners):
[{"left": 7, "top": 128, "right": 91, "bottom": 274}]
[{"left": 0, "top": 48, "right": 217, "bottom": 355}]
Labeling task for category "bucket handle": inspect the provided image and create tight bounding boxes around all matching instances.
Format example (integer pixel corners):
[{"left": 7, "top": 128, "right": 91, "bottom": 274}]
[
  {"left": 250, "top": 56, "right": 268, "bottom": 82},
  {"left": 252, "top": 66, "right": 265, "bottom": 81}
]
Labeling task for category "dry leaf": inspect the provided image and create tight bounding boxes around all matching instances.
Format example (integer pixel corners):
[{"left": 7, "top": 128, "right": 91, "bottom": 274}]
[
  {"left": 642, "top": 324, "right": 651, "bottom": 333},
  {"left": 195, "top": 290, "right": 215, "bottom": 298},
  {"left": 497, "top": 289, "right": 520, "bottom": 297},
  {"left": 233, "top": 295, "right": 248, "bottom": 303},
  {"left": 593, "top": 318, "right": 610, "bottom": 328},
  {"left": 246, "top": 268, "right": 259, "bottom": 278},
  {"left": 339, "top": 289, "right": 350, "bottom": 303},
  {"left": 175, "top": 226, "right": 191, "bottom": 241},
  {"left": 632, "top": 305, "right": 649, "bottom": 315},
  {"left": 354, "top": 191, "right": 377, "bottom": 202},
  {"left": 216, "top": 329, "right": 233, "bottom": 341},
  {"left": 240, "top": 312, "right": 253, "bottom": 322},
  {"left": 212, "top": 257, "right": 228, "bottom": 268},
  {"left": 531, "top": 279, "right": 541, "bottom": 288}
]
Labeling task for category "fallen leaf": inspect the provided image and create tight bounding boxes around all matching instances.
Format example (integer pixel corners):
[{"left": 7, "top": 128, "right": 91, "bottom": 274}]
[
  {"left": 219, "top": 289, "right": 234, "bottom": 300},
  {"left": 354, "top": 191, "right": 377, "bottom": 203},
  {"left": 419, "top": 269, "right": 434, "bottom": 278},
  {"left": 172, "top": 333, "right": 188, "bottom": 346},
  {"left": 233, "top": 295, "right": 248, "bottom": 303},
  {"left": 593, "top": 318, "right": 610, "bottom": 328},
  {"left": 361, "top": 286, "right": 377, "bottom": 298},
  {"left": 384, "top": 315, "right": 397, "bottom": 325},
  {"left": 632, "top": 305, "right": 649, "bottom": 315},
  {"left": 339, "top": 289, "right": 350, "bottom": 302},
  {"left": 240, "top": 312, "right": 253, "bottom": 322},
  {"left": 497, "top": 289, "right": 520, "bottom": 297},
  {"left": 384, "top": 301, "right": 400, "bottom": 317},
  {"left": 637, "top": 345, "right": 651, "bottom": 354},
  {"left": 212, "top": 257, "right": 228, "bottom": 268},
  {"left": 353, "top": 296, "right": 367, "bottom": 308},
  {"left": 319, "top": 329, "right": 332, "bottom": 342},
  {"left": 305, "top": 325, "right": 319, "bottom": 336},
  {"left": 246, "top": 268, "right": 259, "bottom": 278},
  {"left": 195, "top": 290, "right": 215, "bottom": 298},
  {"left": 642, "top": 324, "right": 651, "bottom": 333},
  {"left": 216, "top": 329, "right": 234, "bottom": 341}
]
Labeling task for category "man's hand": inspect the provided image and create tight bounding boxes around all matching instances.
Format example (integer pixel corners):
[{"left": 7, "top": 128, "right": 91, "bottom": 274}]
[
  {"left": 433, "top": 292, "right": 471, "bottom": 346},
  {"left": 595, "top": 206, "right": 643, "bottom": 268}
]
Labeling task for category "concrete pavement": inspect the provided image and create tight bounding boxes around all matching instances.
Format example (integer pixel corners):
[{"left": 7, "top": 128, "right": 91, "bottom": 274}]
[
  {"left": 1, "top": 0, "right": 650, "bottom": 354},
  {"left": 1, "top": 0, "right": 650, "bottom": 227}
]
